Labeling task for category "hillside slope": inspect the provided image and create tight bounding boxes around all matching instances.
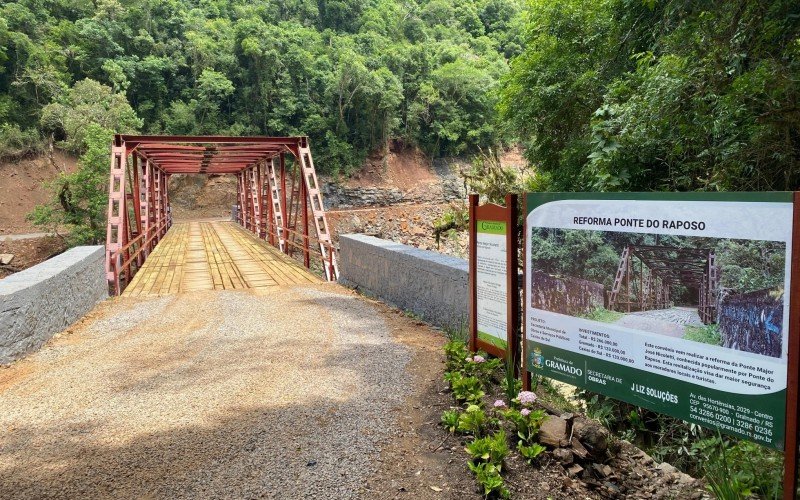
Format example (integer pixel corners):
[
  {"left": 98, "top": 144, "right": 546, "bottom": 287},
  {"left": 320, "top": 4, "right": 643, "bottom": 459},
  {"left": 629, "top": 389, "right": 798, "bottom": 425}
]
[{"left": 0, "top": 150, "right": 77, "bottom": 235}]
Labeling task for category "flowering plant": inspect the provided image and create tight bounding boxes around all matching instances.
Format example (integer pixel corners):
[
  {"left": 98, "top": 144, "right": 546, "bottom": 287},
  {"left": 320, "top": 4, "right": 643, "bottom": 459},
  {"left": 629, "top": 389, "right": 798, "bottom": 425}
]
[{"left": 518, "top": 391, "right": 538, "bottom": 405}]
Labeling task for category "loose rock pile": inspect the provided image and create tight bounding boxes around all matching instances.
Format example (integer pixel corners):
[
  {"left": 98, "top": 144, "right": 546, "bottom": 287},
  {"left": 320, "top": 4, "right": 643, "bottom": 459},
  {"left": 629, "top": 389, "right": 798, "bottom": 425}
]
[{"left": 529, "top": 411, "right": 708, "bottom": 499}]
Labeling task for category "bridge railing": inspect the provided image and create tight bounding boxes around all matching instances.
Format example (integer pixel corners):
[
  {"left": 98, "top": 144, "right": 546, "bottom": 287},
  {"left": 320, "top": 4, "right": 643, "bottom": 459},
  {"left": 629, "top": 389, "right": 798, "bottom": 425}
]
[
  {"left": 108, "top": 220, "right": 169, "bottom": 295},
  {"left": 235, "top": 210, "right": 336, "bottom": 281}
]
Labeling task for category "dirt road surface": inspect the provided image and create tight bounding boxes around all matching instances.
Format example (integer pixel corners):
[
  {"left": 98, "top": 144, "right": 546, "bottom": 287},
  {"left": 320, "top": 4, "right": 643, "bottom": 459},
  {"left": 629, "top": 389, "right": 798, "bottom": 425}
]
[
  {"left": 0, "top": 284, "right": 469, "bottom": 499},
  {"left": 614, "top": 307, "right": 703, "bottom": 338}
]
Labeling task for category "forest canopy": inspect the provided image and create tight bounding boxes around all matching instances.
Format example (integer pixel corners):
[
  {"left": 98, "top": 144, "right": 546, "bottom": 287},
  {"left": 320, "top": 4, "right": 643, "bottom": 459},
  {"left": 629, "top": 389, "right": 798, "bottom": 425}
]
[
  {"left": 500, "top": 0, "right": 800, "bottom": 192},
  {"left": 2, "top": 0, "right": 798, "bottom": 187},
  {"left": 1, "top": 0, "right": 799, "bottom": 244},
  {"left": 0, "top": 0, "right": 522, "bottom": 173},
  {"left": 529, "top": 227, "right": 786, "bottom": 304}
]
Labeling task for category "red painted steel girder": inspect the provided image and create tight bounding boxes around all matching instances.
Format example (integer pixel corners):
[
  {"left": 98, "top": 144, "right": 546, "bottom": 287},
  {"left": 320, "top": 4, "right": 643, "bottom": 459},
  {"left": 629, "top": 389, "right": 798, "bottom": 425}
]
[
  {"left": 119, "top": 135, "right": 303, "bottom": 174},
  {"left": 118, "top": 134, "right": 305, "bottom": 146}
]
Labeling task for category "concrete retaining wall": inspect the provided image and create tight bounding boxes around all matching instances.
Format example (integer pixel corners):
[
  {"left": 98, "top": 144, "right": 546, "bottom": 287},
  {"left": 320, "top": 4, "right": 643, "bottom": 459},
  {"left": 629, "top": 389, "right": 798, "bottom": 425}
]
[
  {"left": 339, "top": 234, "right": 468, "bottom": 331},
  {"left": 530, "top": 271, "right": 605, "bottom": 316},
  {"left": 0, "top": 245, "right": 107, "bottom": 364}
]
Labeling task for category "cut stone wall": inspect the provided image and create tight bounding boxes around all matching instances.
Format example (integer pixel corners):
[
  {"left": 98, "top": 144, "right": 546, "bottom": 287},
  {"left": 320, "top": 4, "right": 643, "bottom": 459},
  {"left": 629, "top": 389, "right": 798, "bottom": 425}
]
[
  {"left": 719, "top": 287, "right": 783, "bottom": 358},
  {"left": 338, "top": 234, "right": 468, "bottom": 331},
  {"left": 0, "top": 245, "right": 107, "bottom": 364},
  {"left": 530, "top": 271, "right": 605, "bottom": 316}
]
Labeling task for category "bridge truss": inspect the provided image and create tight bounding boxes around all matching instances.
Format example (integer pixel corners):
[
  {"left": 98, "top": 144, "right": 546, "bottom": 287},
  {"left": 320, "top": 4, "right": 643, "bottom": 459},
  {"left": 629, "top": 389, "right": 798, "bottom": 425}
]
[
  {"left": 105, "top": 135, "right": 337, "bottom": 295},
  {"left": 607, "top": 244, "right": 719, "bottom": 323}
]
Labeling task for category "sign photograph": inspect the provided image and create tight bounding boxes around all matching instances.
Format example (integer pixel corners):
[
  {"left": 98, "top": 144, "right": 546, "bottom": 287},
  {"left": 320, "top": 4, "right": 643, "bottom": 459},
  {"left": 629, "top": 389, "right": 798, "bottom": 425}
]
[{"left": 524, "top": 193, "right": 794, "bottom": 449}]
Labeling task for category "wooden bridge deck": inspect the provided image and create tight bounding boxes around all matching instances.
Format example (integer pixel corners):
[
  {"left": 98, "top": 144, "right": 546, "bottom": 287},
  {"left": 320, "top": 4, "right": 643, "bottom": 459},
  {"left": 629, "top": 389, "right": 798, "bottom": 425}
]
[{"left": 123, "top": 221, "right": 318, "bottom": 296}]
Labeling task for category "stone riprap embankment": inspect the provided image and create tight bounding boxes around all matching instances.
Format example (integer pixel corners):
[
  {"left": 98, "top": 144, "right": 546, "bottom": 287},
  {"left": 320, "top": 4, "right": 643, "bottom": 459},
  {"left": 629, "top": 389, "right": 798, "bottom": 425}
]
[
  {"left": 530, "top": 271, "right": 605, "bottom": 316},
  {"left": 0, "top": 245, "right": 106, "bottom": 364}
]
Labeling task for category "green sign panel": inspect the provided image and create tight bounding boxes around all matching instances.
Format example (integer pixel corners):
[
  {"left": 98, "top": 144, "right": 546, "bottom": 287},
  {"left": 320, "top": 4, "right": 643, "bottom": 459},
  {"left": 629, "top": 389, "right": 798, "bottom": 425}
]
[
  {"left": 525, "top": 192, "right": 793, "bottom": 449},
  {"left": 477, "top": 220, "right": 506, "bottom": 235},
  {"left": 476, "top": 219, "right": 508, "bottom": 350}
]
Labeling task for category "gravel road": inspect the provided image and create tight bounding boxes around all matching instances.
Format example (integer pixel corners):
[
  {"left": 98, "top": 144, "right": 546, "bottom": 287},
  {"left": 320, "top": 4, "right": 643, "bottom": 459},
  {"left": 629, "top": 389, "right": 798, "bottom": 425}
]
[
  {"left": 614, "top": 306, "right": 704, "bottom": 338},
  {"left": 0, "top": 284, "right": 412, "bottom": 498}
]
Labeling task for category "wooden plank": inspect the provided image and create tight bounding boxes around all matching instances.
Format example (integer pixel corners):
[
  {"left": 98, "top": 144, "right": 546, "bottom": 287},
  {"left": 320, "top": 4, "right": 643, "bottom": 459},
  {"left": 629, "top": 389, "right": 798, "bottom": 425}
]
[{"left": 122, "top": 220, "right": 319, "bottom": 296}]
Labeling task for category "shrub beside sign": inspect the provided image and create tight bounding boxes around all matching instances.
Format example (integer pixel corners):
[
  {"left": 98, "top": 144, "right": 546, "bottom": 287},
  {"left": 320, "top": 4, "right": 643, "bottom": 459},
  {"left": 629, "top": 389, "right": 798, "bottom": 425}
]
[{"left": 523, "top": 192, "right": 796, "bottom": 452}]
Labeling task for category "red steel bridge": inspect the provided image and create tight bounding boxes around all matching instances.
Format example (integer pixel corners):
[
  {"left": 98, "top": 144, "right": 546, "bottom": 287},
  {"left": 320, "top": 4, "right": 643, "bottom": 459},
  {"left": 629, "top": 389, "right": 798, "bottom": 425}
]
[{"left": 105, "top": 135, "right": 337, "bottom": 295}]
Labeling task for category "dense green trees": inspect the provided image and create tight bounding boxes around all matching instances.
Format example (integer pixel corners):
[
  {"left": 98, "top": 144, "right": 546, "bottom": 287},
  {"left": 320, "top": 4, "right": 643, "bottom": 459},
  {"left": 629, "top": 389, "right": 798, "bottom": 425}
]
[
  {"left": 501, "top": 0, "right": 800, "bottom": 192},
  {"left": 530, "top": 227, "right": 785, "bottom": 303},
  {"left": 0, "top": 0, "right": 522, "bottom": 174},
  {"left": 3, "top": 0, "right": 799, "bottom": 243},
  {"left": 3, "top": 0, "right": 796, "bottom": 189}
]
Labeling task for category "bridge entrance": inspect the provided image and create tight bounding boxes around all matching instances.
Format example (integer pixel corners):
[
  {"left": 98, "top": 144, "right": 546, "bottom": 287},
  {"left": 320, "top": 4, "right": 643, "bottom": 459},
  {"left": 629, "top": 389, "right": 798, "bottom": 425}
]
[{"left": 105, "top": 135, "right": 337, "bottom": 295}]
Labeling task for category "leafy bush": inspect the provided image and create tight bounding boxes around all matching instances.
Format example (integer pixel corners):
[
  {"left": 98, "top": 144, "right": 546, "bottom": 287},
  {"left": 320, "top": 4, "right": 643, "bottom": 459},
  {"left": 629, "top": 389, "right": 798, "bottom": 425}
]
[
  {"left": 517, "top": 442, "right": 546, "bottom": 464},
  {"left": 694, "top": 435, "right": 783, "bottom": 500},
  {"left": 457, "top": 404, "right": 494, "bottom": 437},
  {"left": 444, "top": 340, "right": 470, "bottom": 372},
  {"left": 448, "top": 372, "right": 486, "bottom": 405},
  {"left": 467, "top": 462, "right": 510, "bottom": 499},
  {"left": 504, "top": 407, "right": 547, "bottom": 447},
  {"left": 463, "top": 353, "right": 502, "bottom": 380},
  {"left": 441, "top": 409, "right": 461, "bottom": 433},
  {"left": 28, "top": 124, "right": 116, "bottom": 245},
  {"left": 0, "top": 124, "right": 44, "bottom": 160},
  {"left": 433, "top": 204, "right": 469, "bottom": 248},
  {"left": 465, "top": 431, "right": 509, "bottom": 468}
]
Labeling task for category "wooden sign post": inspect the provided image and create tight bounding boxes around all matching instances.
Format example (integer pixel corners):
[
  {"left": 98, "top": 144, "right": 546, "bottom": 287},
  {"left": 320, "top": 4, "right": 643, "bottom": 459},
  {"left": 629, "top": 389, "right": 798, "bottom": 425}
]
[{"left": 468, "top": 193, "right": 519, "bottom": 369}]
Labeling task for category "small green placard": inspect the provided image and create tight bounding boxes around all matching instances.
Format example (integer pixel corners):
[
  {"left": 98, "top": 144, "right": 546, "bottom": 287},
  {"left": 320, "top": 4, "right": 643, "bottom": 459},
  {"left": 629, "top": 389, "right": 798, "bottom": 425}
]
[{"left": 477, "top": 220, "right": 506, "bottom": 235}]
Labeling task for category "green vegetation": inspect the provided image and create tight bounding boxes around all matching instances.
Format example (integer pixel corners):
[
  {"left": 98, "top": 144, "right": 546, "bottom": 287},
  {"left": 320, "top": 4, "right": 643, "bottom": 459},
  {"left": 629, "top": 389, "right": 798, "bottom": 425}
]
[
  {"left": 3, "top": 1, "right": 797, "bottom": 242},
  {"left": 1, "top": 0, "right": 527, "bottom": 242},
  {"left": 441, "top": 340, "right": 557, "bottom": 497},
  {"left": 578, "top": 390, "right": 785, "bottom": 499},
  {"left": 432, "top": 204, "right": 469, "bottom": 249},
  {"left": 683, "top": 324, "right": 722, "bottom": 346},
  {"left": 465, "top": 430, "right": 509, "bottom": 467},
  {"left": 531, "top": 228, "right": 786, "bottom": 302},
  {"left": 0, "top": 0, "right": 521, "bottom": 172},
  {"left": 500, "top": 0, "right": 800, "bottom": 192},
  {"left": 581, "top": 307, "right": 623, "bottom": 324}
]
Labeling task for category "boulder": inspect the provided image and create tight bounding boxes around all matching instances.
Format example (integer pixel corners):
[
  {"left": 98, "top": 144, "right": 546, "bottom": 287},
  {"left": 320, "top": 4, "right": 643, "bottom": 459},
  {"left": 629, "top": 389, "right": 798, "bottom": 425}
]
[
  {"left": 552, "top": 448, "right": 574, "bottom": 465},
  {"left": 539, "top": 415, "right": 569, "bottom": 447},
  {"left": 572, "top": 417, "right": 609, "bottom": 456}
]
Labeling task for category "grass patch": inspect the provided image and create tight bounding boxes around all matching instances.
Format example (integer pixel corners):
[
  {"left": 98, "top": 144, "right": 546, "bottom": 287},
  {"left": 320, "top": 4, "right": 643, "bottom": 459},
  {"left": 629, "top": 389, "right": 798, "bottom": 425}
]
[
  {"left": 478, "top": 331, "right": 507, "bottom": 350},
  {"left": 581, "top": 307, "right": 624, "bottom": 323},
  {"left": 683, "top": 324, "right": 722, "bottom": 346}
]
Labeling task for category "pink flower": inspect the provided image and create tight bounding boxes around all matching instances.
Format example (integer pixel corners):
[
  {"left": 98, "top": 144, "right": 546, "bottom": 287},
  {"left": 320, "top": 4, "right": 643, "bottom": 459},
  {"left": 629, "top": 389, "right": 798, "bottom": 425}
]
[
  {"left": 473, "top": 355, "right": 486, "bottom": 363},
  {"left": 521, "top": 408, "right": 531, "bottom": 416},
  {"left": 518, "top": 391, "right": 537, "bottom": 404},
  {"left": 493, "top": 400, "right": 506, "bottom": 408}
]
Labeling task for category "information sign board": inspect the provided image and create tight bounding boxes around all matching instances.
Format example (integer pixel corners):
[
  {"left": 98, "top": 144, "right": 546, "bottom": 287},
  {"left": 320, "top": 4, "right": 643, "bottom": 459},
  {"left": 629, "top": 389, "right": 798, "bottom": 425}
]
[
  {"left": 523, "top": 192, "right": 796, "bottom": 452},
  {"left": 469, "top": 194, "right": 519, "bottom": 361},
  {"left": 476, "top": 219, "right": 509, "bottom": 350}
]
